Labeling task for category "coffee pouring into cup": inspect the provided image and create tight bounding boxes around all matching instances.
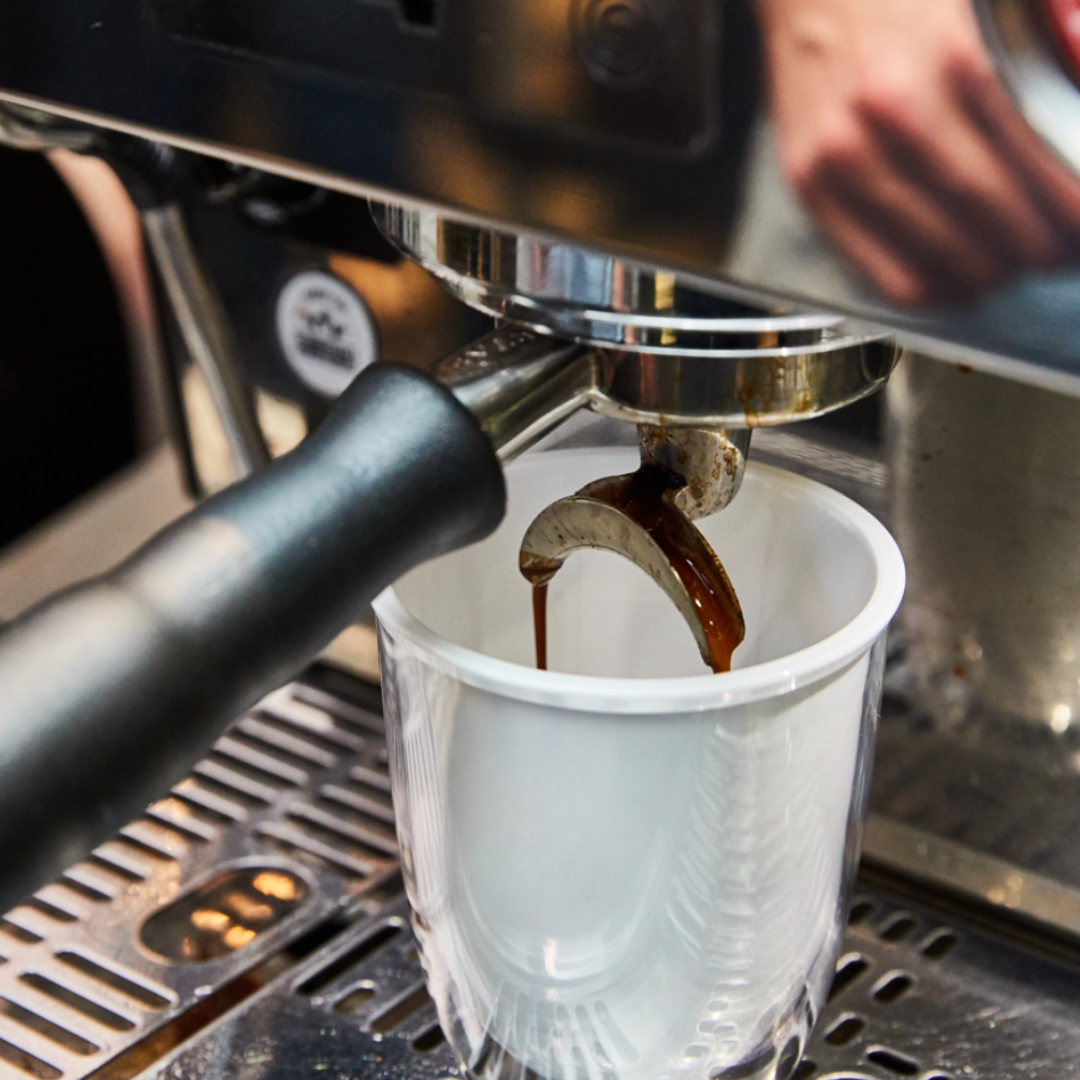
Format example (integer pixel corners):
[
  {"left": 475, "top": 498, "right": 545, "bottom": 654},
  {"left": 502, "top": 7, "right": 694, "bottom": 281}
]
[
  {"left": 5, "top": 0, "right": 1080, "bottom": 1073},
  {"left": 0, "top": 131, "right": 903, "bottom": 1080},
  {"left": 0, "top": 137, "right": 897, "bottom": 916}
]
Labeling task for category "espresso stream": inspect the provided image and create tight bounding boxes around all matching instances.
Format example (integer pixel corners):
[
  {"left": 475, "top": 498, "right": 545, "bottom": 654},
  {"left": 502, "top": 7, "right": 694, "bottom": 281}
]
[{"left": 523, "top": 464, "right": 745, "bottom": 674}]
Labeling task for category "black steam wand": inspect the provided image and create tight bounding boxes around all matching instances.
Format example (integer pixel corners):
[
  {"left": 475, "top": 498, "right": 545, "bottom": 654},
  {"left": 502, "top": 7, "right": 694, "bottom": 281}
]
[
  {"left": 0, "top": 326, "right": 590, "bottom": 917},
  {"left": 0, "top": 110, "right": 593, "bottom": 913}
]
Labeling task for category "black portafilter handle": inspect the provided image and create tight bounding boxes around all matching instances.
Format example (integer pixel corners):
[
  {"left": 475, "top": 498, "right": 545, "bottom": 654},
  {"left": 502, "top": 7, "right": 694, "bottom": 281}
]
[{"left": 0, "top": 362, "right": 506, "bottom": 916}]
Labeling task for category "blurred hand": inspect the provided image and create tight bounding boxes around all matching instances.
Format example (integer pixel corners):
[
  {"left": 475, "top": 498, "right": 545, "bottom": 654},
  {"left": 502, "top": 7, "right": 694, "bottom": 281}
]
[{"left": 756, "top": 0, "right": 1080, "bottom": 305}]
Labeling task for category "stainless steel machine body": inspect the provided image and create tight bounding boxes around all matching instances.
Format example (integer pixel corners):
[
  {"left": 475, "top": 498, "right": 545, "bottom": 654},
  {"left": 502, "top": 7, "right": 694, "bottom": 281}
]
[
  {"left": 1, "top": 0, "right": 1080, "bottom": 378},
  {"left": 5, "top": 1, "right": 1080, "bottom": 1078},
  {"left": 1, "top": 670, "right": 1079, "bottom": 1080}
]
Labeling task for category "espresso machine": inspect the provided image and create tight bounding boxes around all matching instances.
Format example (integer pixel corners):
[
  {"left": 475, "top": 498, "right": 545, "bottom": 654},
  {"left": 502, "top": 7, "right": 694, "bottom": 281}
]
[{"left": 3, "top": 1, "right": 1080, "bottom": 1078}]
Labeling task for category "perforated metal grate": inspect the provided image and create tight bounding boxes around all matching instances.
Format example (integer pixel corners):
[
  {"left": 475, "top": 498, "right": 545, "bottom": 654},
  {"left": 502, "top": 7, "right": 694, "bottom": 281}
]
[
  {"left": 2, "top": 670, "right": 1080, "bottom": 1080},
  {"left": 0, "top": 671, "right": 400, "bottom": 1080}
]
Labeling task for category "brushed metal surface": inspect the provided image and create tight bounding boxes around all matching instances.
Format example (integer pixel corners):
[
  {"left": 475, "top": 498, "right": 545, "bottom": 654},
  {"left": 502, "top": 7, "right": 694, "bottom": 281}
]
[
  {"left": 0, "top": 673, "right": 399, "bottom": 1080},
  {"left": 434, "top": 325, "right": 900, "bottom": 437},
  {"left": 4, "top": 2, "right": 1080, "bottom": 373},
  {"left": 133, "top": 877, "right": 1080, "bottom": 1080},
  {"left": 2, "top": 668, "right": 1080, "bottom": 1080}
]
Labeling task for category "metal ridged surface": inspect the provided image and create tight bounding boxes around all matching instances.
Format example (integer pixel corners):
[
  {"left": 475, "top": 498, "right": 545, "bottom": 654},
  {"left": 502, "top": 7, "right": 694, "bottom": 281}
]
[
  {"left": 130, "top": 880, "right": 1080, "bottom": 1080},
  {"left": 804, "top": 889, "right": 1080, "bottom": 1080},
  {"left": 143, "top": 897, "right": 457, "bottom": 1080},
  {"left": 2, "top": 670, "right": 1080, "bottom": 1080},
  {"left": 0, "top": 671, "right": 399, "bottom": 1080}
]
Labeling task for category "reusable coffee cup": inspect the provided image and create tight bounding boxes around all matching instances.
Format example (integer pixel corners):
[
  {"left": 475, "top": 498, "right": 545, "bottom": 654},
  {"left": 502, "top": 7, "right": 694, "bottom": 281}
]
[{"left": 374, "top": 448, "right": 905, "bottom": 1080}]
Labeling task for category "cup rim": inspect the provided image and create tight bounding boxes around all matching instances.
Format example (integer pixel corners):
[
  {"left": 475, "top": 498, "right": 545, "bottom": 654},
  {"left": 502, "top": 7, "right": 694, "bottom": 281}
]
[{"left": 373, "top": 458, "right": 906, "bottom": 714}]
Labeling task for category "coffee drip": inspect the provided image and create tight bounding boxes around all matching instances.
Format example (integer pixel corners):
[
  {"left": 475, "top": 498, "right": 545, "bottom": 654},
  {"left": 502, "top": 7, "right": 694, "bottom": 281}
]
[{"left": 520, "top": 462, "right": 745, "bottom": 675}]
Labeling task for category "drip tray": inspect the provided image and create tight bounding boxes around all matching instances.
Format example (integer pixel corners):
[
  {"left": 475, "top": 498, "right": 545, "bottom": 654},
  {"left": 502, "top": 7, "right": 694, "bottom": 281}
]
[{"left": 0, "top": 668, "right": 1078, "bottom": 1080}]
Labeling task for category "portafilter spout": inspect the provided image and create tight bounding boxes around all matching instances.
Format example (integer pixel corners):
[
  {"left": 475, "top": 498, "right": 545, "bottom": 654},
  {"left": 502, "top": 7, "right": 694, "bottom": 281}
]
[
  {"left": 425, "top": 329, "right": 761, "bottom": 675},
  {"left": 518, "top": 437, "right": 749, "bottom": 673},
  {"left": 379, "top": 201, "right": 903, "bottom": 675},
  {"left": 0, "top": 201, "right": 895, "bottom": 914},
  {"left": 515, "top": 425, "right": 751, "bottom": 674},
  {"left": 380, "top": 200, "right": 902, "bottom": 525}
]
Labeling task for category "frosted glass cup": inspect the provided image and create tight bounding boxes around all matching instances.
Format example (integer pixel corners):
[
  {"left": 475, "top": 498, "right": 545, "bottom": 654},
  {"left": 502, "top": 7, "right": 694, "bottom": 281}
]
[{"left": 373, "top": 449, "right": 905, "bottom": 1080}]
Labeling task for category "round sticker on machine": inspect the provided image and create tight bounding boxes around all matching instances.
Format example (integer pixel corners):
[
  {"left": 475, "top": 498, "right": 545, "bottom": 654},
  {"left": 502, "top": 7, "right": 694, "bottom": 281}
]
[{"left": 275, "top": 270, "right": 377, "bottom": 397}]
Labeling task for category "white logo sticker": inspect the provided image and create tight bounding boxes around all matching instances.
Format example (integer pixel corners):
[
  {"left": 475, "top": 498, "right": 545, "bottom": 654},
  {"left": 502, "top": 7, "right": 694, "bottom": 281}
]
[{"left": 275, "top": 270, "right": 377, "bottom": 397}]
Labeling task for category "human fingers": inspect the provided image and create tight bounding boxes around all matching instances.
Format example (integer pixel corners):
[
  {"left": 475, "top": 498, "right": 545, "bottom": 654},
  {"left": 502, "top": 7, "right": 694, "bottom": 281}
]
[
  {"left": 787, "top": 124, "right": 1018, "bottom": 303},
  {"left": 860, "top": 91, "right": 1071, "bottom": 271},
  {"left": 952, "top": 60, "right": 1080, "bottom": 244},
  {"left": 805, "top": 175, "right": 1018, "bottom": 305},
  {"left": 798, "top": 187, "right": 944, "bottom": 305}
]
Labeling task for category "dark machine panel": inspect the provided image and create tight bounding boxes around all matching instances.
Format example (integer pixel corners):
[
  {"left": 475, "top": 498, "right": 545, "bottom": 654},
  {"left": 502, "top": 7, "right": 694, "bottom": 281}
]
[
  {"left": 0, "top": 0, "right": 752, "bottom": 274},
  {"left": 6, "top": 0, "right": 1080, "bottom": 372},
  {"left": 149, "top": 0, "right": 718, "bottom": 151}
]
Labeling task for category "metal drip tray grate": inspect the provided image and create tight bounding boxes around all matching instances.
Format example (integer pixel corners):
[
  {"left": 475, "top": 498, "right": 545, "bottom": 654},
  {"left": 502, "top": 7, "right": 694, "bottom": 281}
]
[
  {"left": 804, "top": 890, "right": 1080, "bottom": 1079},
  {"left": 0, "top": 668, "right": 400, "bottom": 1080},
  {"left": 1, "top": 668, "right": 1079, "bottom": 1080}
]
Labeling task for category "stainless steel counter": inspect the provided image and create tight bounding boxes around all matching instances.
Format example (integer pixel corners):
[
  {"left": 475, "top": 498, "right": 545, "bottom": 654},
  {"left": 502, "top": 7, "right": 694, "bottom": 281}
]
[
  {"left": 0, "top": 668, "right": 1077, "bottom": 1080},
  {"left": 4, "top": 410, "right": 1080, "bottom": 1080}
]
